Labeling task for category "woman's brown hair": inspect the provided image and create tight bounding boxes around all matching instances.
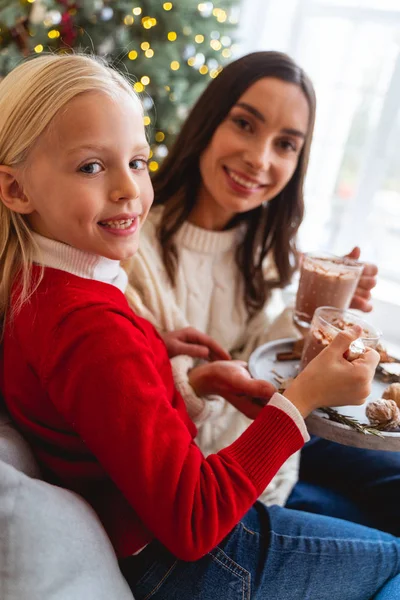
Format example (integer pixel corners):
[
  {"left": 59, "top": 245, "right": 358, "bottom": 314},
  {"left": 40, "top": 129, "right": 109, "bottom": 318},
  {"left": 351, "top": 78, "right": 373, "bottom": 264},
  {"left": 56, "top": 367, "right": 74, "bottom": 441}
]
[{"left": 152, "top": 51, "right": 316, "bottom": 317}]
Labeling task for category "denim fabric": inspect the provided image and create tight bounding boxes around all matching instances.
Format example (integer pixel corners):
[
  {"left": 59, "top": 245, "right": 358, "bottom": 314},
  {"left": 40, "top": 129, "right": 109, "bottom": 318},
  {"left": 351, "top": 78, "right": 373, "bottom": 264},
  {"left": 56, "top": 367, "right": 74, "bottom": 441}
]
[
  {"left": 288, "top": 435, "right": 400, "bottom": 535},
  {"left": 120, "top": 502, "right": 400, "bottom": 600}
]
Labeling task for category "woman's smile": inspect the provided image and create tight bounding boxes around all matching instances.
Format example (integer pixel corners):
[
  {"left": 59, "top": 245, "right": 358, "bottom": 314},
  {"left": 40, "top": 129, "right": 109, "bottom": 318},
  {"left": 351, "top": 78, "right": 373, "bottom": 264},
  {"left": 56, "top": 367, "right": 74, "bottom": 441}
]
[{"left": 223, "top": 166, "right": 267, "bottom": 194}]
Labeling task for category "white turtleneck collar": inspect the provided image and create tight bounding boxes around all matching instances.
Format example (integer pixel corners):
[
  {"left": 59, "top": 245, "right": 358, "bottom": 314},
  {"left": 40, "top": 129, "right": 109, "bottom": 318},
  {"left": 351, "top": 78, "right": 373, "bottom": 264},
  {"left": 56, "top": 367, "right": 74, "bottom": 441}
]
[{"left": 32, "top": 232, "right": 128, "bottom": 293}]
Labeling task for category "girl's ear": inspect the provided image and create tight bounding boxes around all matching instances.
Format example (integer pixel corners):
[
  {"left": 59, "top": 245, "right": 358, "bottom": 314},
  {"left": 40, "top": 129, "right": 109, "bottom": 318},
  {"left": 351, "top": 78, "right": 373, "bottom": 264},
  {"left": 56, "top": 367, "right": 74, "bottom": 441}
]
[{"left": 0, "top": 166, "right": 34, "bottom": 214}]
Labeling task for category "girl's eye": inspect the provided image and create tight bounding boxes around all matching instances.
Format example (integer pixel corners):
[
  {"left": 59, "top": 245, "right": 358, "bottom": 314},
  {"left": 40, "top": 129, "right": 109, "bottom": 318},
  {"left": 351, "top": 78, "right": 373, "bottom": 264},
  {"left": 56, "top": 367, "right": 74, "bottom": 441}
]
[
  {"left": 130, "top": 158, "right": 149, "bottom": 171},
  {"left": 79, "top": 162, "right": 102, "bottom": 175},
  {"left": 232, "top": 117, "right": 252, "bottom": 133}
]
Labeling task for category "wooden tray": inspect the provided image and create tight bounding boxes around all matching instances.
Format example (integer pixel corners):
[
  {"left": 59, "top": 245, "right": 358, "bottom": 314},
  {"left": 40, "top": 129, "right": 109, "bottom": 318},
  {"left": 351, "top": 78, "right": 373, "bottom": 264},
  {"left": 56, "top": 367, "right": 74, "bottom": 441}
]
[{"left": 249, "top": 338, "right": 400, "bottom": 451}]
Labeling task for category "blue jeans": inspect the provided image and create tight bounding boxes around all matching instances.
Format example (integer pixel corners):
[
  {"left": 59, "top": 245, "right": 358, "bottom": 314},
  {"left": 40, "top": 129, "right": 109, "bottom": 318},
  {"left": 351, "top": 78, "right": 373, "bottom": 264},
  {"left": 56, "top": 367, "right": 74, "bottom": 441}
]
[
  {"left": 120, "top": 502, "right": 400, "bottom": 599},
  {"left": 287, "top": 436, "right": 400, "bottom": 535}
]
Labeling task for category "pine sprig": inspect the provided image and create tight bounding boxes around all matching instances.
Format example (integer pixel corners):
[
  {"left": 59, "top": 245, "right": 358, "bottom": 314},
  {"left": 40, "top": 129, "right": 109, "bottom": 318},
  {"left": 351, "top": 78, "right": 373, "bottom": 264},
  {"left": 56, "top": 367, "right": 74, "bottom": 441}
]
[{"left": 318, "top": 407, "right": 385, "bottom": 437}]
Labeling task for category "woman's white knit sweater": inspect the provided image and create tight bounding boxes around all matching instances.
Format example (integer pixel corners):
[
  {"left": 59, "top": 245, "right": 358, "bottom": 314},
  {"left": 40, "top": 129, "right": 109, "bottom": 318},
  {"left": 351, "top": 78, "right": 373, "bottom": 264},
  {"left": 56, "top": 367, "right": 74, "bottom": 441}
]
[{"left": 128, "top": 207, "right": 303, "bottom": 507}]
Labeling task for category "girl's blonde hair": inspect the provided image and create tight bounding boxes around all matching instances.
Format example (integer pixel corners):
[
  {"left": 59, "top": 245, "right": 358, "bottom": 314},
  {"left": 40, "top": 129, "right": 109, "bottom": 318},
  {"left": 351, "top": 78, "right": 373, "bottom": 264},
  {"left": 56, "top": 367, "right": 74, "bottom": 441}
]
[{"left": 0, "top": 53, "right": 141, "bottom": 333}]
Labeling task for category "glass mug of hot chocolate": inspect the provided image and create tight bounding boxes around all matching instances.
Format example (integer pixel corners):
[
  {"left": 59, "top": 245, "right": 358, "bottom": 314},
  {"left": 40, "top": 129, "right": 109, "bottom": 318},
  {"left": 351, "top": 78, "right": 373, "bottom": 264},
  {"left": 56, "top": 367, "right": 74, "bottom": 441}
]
[
  {"left": 300, "top": 306, "right": 381, "bottom": 370},
  {"left": 294, "top": 253, "right": 364, "bottom": 329}
]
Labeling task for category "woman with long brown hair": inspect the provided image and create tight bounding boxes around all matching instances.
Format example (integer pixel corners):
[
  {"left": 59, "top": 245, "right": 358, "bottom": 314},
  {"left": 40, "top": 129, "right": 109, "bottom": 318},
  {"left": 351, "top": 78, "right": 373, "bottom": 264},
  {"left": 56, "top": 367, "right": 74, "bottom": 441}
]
[{"left": 128, "top": 51, "right": 397, "bottom": 526}]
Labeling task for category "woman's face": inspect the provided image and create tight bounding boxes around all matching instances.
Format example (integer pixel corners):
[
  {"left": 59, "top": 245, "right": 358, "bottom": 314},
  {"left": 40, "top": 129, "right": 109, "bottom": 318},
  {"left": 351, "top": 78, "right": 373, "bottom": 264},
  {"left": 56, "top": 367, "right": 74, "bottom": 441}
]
[{"left": 195, "top": 77, "right": 310, "bottom": 230}]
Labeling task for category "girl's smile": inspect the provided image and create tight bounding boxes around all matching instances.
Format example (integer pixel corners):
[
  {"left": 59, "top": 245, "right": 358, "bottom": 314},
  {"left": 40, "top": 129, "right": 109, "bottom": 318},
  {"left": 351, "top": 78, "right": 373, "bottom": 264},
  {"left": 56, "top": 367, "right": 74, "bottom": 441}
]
[{"left": 98, "top": 212, "right": 141, "bottom": 236}]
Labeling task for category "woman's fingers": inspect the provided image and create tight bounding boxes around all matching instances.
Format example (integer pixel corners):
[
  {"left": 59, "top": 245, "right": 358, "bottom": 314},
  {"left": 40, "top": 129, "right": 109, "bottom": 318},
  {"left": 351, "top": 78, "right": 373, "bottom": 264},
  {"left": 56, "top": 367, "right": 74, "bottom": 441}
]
[
  {"left": 233, "top": 375, "right": 276, "bottom": 399},
  {"left": 349, "top": 294, "right": 373, "bottom": 312},
  {"left": 176, "top": 342, "right": 212, "bottom": 359},
  {"left": 179, "top": 328, "right": 231, "bottom": 360},
  {"left": 357, "top": 276, "right": 377, "bottom": 291}
]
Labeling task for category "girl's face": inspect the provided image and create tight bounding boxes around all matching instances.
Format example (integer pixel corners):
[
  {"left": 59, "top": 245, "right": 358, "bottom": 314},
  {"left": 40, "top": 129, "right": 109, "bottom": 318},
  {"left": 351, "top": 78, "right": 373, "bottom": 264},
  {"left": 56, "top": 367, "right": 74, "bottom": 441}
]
[
  {"left": 21, "top": 90, "right": 153, "bottom": 261},
  {"left": 195, "top": 77, "right": 310, "bottom": 230}
]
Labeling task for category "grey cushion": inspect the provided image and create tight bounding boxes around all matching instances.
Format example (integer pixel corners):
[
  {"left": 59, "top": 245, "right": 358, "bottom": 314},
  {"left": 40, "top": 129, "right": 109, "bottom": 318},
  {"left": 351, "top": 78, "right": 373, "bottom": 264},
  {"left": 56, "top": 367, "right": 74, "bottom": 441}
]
[
  {"left": 0, "top": 411, "right": 41, "bottom": 478},
  {"left": 0, "top": 410, "right": 134, "bottom": 600}
]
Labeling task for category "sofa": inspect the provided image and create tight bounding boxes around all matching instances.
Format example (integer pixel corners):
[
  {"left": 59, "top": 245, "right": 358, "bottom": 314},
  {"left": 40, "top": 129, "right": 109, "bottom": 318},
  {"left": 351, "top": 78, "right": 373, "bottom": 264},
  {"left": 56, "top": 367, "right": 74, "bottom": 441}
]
[{"left": 0, "top": 408, "right": 134, "bottom": 600}]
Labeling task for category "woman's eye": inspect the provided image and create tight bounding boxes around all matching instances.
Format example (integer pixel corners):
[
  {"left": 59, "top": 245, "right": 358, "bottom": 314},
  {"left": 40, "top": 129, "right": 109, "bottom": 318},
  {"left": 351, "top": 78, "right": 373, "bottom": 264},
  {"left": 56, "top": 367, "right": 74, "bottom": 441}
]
[
  {"left": 80, "top": 162, "right": 102, "bottom": 174},
  {"left": 233, "top": 117, "right": 252, "bottom": 132},
  {"left": 279, "top": 139, "right": 298, "bottom": 153},
  {"left": 130, "top": 158, "right": 149, "bottom": 171}
]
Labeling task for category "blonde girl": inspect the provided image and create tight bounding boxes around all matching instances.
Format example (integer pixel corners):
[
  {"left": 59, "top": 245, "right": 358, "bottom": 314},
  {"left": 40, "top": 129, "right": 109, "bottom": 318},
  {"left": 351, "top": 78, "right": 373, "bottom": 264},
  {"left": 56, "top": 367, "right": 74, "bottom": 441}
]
[{"left": 0, "top": 53, "right": 399, "bottom": 600}]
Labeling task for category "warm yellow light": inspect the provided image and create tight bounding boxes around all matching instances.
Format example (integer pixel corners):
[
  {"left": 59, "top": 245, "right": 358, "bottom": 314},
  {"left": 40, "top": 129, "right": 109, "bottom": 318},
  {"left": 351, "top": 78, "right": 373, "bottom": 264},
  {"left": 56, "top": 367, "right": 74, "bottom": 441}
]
[
  {"left": 155, "top": 132, "right": 165, "bottom": 142},
  {"left": 48, "top": 29, "right": 60, "bottom": 39},
  {"left": 132, "top": 7, "right": 142, "bottom": 15},
  {"left": 222, "top": 48, "right": 231, "bottom": 58},
  {"left": 145, "top": 49, "right": 154, "bottom": 58},
  {"left": 163, "top": 2, "right": 173, "bottom": 10},
  {"left": 124, "top": 15, "right": 134, "bottom": 25},
  {"left": 195, "top": 34, "right": 204, "bottom": 43},
  {"left": 210, "top": 68, "right": 219, "bottom": 78},
  {"left": 134, "top": 82, "right": 144, "bottom": 93},
  {"left": 34, "top": 44, "right": 43, "bottom": 53},
  {"left": 149, "top": 161, "right": 159, "bottom": 171},
  {"left": 143, "top": 116, "right": 151, "bottom": 126},
  {"left": 187, "top": 57, "right": 196, "bottom": 66},
  {"left": 27, "top": 0, "right": 35, "bottom": 3},
  {"left": 170, "top": 61, "right": 180, "bottom": 70},
  {"left": 164, "top": 85, "right": 171, "bottom": 92},
  {"left": 141, "top": 76, "right": 150, "bottom": 85},
  {"left": 149, "top": 150, "right": 154, "bottom": 158},
  {"left": 210, "top": 40, "right": 222, "bottom": 51},
  {"left": 199, "top": 65, "right": 209, "bottom": 75},
  {"left": 141, "top": 41, "right": 150, "bottom": 50},
  {"left": 141, "top": 16, "right": 156, "bottom": 28},
  {"left": 197, "top": 3, "right": 206, "bottom": 11},
  {"left": 217, "top": 13, "right": 227, "bottom": 23},
  {"left": 167, "top": 31, "right": 177, "bottom": 41},
  {"left": 128, "top": 50, "right": 138, "bottom": 60}
]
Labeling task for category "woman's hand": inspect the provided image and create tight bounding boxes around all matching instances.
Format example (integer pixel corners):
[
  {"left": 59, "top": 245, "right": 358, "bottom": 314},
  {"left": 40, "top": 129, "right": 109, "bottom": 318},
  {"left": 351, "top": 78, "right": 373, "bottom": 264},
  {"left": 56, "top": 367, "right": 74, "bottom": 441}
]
[
  {"left": 345, "top": 247, "right": 378, "bottom": 313},
  {"left": 161, "top": 327, "right": 231, "bottom": 361},
  {"left": 188, "top": 360, "right": 277, "bottom": 419},
  {"left": 284, "top": 326, "right": 380, "bottom": 418}
]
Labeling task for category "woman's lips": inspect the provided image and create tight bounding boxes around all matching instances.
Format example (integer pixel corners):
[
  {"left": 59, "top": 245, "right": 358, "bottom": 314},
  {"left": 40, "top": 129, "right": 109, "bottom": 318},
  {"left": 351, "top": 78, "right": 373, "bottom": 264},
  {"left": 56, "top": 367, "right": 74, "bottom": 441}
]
[{"left": 224, "top": 167, "right": 266, "bottom": 194}]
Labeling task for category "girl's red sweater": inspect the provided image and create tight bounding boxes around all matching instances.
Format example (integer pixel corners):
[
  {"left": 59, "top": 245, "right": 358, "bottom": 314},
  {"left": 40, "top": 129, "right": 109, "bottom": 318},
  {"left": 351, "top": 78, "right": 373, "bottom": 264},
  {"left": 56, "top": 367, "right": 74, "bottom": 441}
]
[{"left": 1, "top": 267, "right": 304, "bottom": 559}]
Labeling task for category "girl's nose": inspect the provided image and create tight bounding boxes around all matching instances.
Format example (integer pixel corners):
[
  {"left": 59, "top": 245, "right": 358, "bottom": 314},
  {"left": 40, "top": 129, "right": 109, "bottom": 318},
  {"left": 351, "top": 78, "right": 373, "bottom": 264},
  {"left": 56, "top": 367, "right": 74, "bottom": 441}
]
[{"left": 110, "top": 170, "right": 140, "bottom": 203}]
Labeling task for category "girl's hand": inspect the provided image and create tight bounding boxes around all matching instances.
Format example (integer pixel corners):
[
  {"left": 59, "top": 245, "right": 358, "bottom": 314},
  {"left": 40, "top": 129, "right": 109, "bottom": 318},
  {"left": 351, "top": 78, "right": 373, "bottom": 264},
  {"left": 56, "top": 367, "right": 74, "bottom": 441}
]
[
  {"left": 345, "top": 246, "right": 378, "bottom": 313},
  {"left": 188, "top": 360, "right": 277, "bottom": 419},
  {"left": 284, "top": 326, "right": 380, "bottom": 418},
  {"left": 161, "top": 327, "right": 231, "bottom": 361}
]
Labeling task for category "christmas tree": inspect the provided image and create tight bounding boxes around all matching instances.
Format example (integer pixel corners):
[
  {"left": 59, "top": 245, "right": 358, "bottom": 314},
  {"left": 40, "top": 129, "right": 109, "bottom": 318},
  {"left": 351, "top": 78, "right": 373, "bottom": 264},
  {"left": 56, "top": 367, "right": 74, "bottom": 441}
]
[{"left": 0, "top": 0, "right": 240, "bottom": 168}]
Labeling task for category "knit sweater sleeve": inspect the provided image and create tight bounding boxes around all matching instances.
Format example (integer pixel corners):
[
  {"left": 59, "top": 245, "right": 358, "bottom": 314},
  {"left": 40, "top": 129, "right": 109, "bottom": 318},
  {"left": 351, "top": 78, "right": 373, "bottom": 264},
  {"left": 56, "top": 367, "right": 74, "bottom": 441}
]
[
  {"left": 127, "top": 219, "right": 225, "bottom": 425},
  {"left": 43, "top": 302, "right": 306, "bottom": 561}
]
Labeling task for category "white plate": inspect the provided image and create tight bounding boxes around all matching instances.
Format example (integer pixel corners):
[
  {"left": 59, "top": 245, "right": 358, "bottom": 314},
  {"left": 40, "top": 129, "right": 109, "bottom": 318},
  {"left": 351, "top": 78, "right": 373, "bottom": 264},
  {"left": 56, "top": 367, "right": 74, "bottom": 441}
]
[{"left": 249, "top": 338, "right": 400, "bottom": 451}]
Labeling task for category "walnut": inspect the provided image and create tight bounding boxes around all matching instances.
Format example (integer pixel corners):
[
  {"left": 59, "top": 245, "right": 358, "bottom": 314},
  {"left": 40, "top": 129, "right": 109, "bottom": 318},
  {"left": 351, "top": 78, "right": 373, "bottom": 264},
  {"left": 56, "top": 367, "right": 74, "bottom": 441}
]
[
  {"left": 366, "top": 399, "right": 400, "bottom": 431},
  {"left": 382, "top": 383, "right": 400, "bottom": 408}
]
